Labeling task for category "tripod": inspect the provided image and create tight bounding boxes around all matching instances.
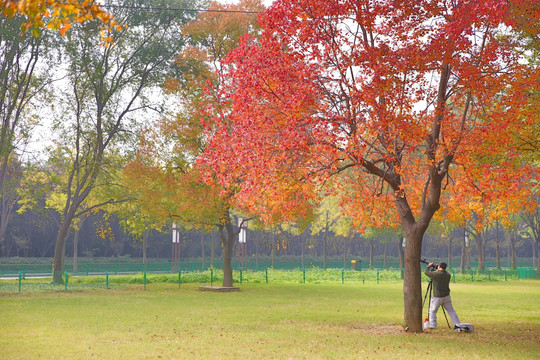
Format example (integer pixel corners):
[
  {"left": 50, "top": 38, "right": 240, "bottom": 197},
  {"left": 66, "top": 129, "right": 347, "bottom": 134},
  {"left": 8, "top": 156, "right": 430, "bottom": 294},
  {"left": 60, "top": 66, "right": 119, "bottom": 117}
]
[{"left": 422, "top": 279, "right": 451, "bottom": 329}]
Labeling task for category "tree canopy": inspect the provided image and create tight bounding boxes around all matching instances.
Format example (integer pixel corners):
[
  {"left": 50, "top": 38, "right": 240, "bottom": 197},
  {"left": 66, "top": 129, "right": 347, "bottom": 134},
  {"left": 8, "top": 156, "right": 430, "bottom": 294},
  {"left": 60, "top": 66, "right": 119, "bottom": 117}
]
[
  {"left": 202, "top": 0, "right": 539, "bottom": 332},
  {"left": 0, "top": 0, "right": 115, "bottom": 37}
]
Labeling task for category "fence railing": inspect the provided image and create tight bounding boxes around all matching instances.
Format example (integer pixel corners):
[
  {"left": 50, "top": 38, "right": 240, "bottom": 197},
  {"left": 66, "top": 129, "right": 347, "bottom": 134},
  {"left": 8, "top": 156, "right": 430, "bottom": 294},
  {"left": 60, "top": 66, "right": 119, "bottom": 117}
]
[
  {"left": 2, "top": 260, "right": 537, "bottom": 278},
  {"left": 1, "top": 265, "right": 537, "bottom": 294}
]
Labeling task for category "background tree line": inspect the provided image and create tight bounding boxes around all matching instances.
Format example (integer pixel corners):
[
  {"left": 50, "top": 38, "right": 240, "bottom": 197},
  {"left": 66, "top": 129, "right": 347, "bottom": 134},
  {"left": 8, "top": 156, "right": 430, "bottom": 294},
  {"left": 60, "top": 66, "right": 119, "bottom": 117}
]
[{"left": 2, "top": 190, "right": 539, "bottom": 272}]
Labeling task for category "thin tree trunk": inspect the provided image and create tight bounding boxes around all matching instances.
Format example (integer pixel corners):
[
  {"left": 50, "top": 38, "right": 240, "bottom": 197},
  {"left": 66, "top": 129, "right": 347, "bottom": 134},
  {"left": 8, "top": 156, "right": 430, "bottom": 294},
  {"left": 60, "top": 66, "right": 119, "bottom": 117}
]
[
  {"left": 201, "top": 232, "right": 206, "bottom": 270},
  {"left": 495, "top": 220, "right": 501, "bottom": 269},
  {"left": 398, "top": 237, "right": 405, "bottom": 269},
  {"left": 210, "top": 230, "right": 215, "bottom": 269},
  {"left": 323, "top": 233, "right": 327, "bottom": 270},
  {"left": 529, "top": 239, "right": 536, "bottom": 269},
  {"left": 369, "top": 240, "right": 374, "bottom": 269},
  {"left": 271, "top": 229, "right": 275, "bottom": 268},
  {"left": 536, "top": 238, "right": 540, "bottom": 271},
  {"left": 511, "top": 230, "right": 516, "bottom": 269},
  {"left": 301, "top": 233, "right": 305, "bottom": 269},
  {"left": 507, "top": 238, "right": 510, "bottom": 268},
  {"left": 447, "top": 236, "right": 452, "bottom": 269},
  {"left": 460, "top": 238, "right": 465, "bottom": 273},
  {"left": 73, "top": 229, "right": 80, "bottom": 273},
  {"left": 255, "top": 231, "right": 259, "bottom": 269},
  {"left": 143, "top": 230, "right": 149, "bottom": 272}
]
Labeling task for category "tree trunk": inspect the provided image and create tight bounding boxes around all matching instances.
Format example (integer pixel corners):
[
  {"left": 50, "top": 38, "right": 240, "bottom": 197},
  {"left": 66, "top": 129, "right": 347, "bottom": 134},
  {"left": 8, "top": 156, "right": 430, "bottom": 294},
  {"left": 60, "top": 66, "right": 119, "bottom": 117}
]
[
  {"left": 536, "top": 237, "right": 540, "bottom": 271},
  {"left": 201, "top": 232, "right": 206, "bottom": 270},
  {"left": 398, "top": 237, "right": 405, "bottom": 269},
  {"left": 323, "top": 233, "right": 327, "bottom": 270},
  {"left": 218, "top": 211, "right": 236, "bottom": 287},
  {"left": 495, "top": 221, "right": 501, "bottom": 269},
  {"left": 402, "top": 228, "right": 423, "bottom": 333},
  {"left": 210, "top": 230, "right": 215, "bottom": 269},
  {"left": 383, "top": 242, "right": 387, "bottom": 269},
  {"left": 0, "top": 199, "right": 10, "bottom": 257},
  {"left": 343, "top": 236, "right": 347, "bottom": 269},
  {"left": 143, "top": 230, "right": 149, "bottom": 272},
  {"left": 369, "top": 239, "right": 374, "bottom": 269},
  {"left": 447, "top": 236, "right": 452, "bottom": 268},
  {"left": 301, "top": 233, "right": 305, "bottom": 268},
  {"left": 255, "top": 231, "right": 259, "bottom": 269},
  {"left": 53, "top": 219, "right": 72, "bottom": 284},
  {"left": 271, "top": 229, "right": 275, "bottom": 268},
  {"left": 73, "top": 228, "right": 80, "bottom": 273},
  {"left": 476, "top": 233, "right": 485, "bottom": 271},
  {"left": 460, "top": 230, "right": 466, "bottom": 273},
  {"left": 529, "top": 238, "right": 536, "bottom": 269},
  {"left": 510, "top": 230, "right": 516, "bottom": 269}
]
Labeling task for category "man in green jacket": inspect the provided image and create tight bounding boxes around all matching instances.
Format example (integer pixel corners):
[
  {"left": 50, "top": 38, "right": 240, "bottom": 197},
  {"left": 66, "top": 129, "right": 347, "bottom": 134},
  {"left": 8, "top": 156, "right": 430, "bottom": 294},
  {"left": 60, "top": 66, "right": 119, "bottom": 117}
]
[{"left": 424, "top": 262, "right": 461, "bottom": 329}]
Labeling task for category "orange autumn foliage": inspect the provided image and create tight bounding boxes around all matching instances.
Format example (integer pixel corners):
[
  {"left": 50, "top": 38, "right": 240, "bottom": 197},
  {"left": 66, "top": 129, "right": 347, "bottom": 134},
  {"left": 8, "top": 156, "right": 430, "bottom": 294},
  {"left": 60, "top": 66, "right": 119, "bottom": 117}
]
[
  {"left": 201, "top": 0, "right": 539, "bottom": 332},
  {"left": 1, "top": 0, "right": 115, "bottom": 38},
  {"left": 203, "top": 0, "right": 539, "bottom": 230}
]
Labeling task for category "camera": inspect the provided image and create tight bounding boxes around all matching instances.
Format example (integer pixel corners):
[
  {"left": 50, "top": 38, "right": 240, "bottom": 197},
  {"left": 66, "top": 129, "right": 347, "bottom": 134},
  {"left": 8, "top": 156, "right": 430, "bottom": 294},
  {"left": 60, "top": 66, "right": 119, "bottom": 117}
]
[{"left": 420, "top": 257, "right": 438, "bottom": 269}]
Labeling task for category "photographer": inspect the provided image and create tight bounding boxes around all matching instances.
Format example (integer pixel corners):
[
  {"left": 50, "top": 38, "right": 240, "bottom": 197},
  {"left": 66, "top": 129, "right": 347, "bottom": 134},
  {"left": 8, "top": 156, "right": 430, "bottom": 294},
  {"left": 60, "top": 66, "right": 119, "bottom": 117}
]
[{"left": 424, "top": 262, "right": 461, "bottom": 329}]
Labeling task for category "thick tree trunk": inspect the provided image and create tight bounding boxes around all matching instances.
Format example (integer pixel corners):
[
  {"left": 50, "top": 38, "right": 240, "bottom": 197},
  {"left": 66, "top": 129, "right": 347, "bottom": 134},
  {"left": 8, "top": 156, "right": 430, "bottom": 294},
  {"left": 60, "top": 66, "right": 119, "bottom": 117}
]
[
  {"left": 53, "top": 219, "right": 72, "bottom": 284},
  {"left": 402, "top": 228, "right": 424, "bottom": 333},
  {"left": 219, "top": 212, "right": 236, "bottom": 287},
  {"left": 466, "top": 246, "right": 471, "bottom": 270},
  {"left": 476, "top": 233, "right": 485, "bottom": 271},
  {"left": 511, "top": 230, "right": 517, "bottom": 269}
]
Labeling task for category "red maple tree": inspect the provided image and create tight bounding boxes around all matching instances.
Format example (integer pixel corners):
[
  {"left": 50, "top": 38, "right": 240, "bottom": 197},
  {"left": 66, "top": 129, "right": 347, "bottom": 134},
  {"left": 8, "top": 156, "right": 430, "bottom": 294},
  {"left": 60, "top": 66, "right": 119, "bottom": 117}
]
[{"left": 202, "top": 0, "right": 539, "bottom": 332}]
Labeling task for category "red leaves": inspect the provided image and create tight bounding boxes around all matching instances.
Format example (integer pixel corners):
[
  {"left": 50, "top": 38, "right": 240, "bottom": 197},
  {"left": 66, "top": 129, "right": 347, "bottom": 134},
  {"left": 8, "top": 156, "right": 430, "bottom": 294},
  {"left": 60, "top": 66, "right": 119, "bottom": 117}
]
[{"left": 201, "top": 0, "right": 539, "bottom": 229}]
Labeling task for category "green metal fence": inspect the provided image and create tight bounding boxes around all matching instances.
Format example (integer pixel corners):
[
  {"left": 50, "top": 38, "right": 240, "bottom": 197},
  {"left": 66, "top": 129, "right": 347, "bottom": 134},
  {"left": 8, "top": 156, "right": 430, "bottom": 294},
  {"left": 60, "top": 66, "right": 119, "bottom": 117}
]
[
  {"left": 1, "top": 260, "right": 538, "bottom": 279},
  {"left": 1, "top": 265, "right": 537, "bottom": 294}
]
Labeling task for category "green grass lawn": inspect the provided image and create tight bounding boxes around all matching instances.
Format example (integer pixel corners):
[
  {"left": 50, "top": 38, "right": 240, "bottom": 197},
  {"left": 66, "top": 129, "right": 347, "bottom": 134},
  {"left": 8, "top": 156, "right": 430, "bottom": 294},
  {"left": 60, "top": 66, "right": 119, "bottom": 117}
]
[{"left": 1, "top": 280, "right": 539, "bottom": 359}]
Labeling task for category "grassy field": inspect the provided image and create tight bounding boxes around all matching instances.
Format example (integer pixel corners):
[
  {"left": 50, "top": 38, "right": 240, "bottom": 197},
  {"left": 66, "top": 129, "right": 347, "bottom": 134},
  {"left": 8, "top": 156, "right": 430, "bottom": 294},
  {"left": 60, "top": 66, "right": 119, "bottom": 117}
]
[{"left": 0, "top": 280, "right": 539, "bottom": 359}]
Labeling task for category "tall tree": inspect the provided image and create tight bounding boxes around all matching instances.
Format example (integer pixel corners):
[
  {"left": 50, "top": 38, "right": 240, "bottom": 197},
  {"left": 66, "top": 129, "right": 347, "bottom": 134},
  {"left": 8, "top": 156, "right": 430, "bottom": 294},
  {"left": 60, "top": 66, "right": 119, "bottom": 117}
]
[
  {"left": 0, "top": 154, "right": 22, "bottom": 255},
  {"left": 48, "top": 0, "right": 197, "bottom": 284},
  {"left": 203, "top": 0, "right": 539, "bottom": 332},
  {"left": 127, "top": 0, "right": 265, "bottom": 287},
  {"left": 0, "top": 14, "right": 55, "bottom": 249}
]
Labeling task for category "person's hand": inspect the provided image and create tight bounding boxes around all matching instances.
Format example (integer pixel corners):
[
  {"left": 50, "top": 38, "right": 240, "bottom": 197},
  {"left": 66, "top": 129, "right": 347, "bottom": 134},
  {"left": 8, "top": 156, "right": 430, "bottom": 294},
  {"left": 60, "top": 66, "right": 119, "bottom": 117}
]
[{"left": 428, "top": 262, "right": 434, "bottom": 267}]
